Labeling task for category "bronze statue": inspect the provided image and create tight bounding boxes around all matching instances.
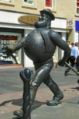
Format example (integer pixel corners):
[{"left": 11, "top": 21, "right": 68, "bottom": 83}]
[{"left": 5, "top": 9, "right": 70, "bottom": 118}]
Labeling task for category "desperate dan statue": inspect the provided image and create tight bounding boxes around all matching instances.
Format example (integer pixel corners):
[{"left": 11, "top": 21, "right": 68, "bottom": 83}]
[{"left": 5, "top": 9, "right": 70, "bottom": 118}]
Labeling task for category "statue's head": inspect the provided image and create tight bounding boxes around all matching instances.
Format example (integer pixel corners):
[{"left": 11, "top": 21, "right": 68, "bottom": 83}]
[
  {"left": 35, "top": 9, "right": 55, "bottom": 28},
  {"left": 40, "top": 9, "right": 55, "bottom": 20}
]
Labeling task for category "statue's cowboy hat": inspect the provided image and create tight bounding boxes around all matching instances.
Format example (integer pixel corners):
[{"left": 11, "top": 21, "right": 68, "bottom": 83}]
[{"left": 40, "top": 9, "right": 55, "bottom": 20}]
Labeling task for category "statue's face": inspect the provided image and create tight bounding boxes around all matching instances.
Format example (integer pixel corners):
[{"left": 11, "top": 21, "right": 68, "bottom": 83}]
[
  {"left": 39, "top": 13, "right": 49, "bottom": 22},
  {"left": 35, "top": 13, "right": 50, "bottom": 28}
]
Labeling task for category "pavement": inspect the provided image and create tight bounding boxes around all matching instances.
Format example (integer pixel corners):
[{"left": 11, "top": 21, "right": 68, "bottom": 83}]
[{"left": 0, "top": 65, "right": 79, "bottom": 119}]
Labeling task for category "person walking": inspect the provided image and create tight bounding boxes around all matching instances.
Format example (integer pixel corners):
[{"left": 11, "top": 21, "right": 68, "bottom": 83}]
[
  {"left": 75, "top": 42, "right": 79, "bottom": 72},
  {"left": 65, "top": 42, "right": 79, "bottom": 76}
]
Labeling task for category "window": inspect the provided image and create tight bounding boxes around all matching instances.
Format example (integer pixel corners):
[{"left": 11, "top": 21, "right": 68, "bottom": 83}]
[
  {"left": 0, "top": 0, "right": 14, "bottom": 5},
  {"left": 76, "top": 0, "right": 79, "bottom": 13},
  {"left": 0, "top": 0, "right": 13, "bottom": 2},
  {"left": 0, "top": 33, "right": 21, "bottom": 64},
  {"left": 45, "top": 0, "right": 52, "bottom": 7},
  {"left": 23, "top": 0, "right": 37, "bottom": 8},
  {"left": 45, "top": 0, "right": 56, "bottom": 10},
  {"left": 24, "top": 0, "right": 33, "bottom": 4}
]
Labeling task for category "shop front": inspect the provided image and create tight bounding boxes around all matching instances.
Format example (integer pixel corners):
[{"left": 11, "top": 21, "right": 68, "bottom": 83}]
[{"left": 0, "top": 10, "right": 34, "bottom": 66}]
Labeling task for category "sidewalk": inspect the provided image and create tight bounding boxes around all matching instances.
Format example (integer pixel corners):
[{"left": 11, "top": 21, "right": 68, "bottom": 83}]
[
  {"left": 0, "top": 64, "right": 22, "bottom": 69},
  {"left": 0, "top": 66, "right": 79, "bottom": 119}
]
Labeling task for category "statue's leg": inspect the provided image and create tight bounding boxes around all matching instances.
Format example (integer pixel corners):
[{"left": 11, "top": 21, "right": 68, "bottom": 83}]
[
  {"left": 30, "top": 60, "right": 53, "bottom": 106},
  {"left": 43, "top": 75, "right": 64, "bottom": 106}
]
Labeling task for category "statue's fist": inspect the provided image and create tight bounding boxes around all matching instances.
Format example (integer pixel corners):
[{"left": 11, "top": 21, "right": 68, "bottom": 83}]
[
  {"left": 58, "top": 59, "right": 65, "bottom": 66},
  {"left": 2, "top": 47, "right": 13, "bottom": 57}
]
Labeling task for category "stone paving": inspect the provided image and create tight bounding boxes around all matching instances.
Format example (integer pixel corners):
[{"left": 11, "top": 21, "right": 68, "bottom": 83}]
[{"left": 0, "top": 65, "right": 79, "bottom": 119}]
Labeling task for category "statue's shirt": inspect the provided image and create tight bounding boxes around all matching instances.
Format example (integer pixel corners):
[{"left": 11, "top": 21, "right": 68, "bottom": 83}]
[{"left": 24, "top": 28, "right": 56, "bottom": 63}]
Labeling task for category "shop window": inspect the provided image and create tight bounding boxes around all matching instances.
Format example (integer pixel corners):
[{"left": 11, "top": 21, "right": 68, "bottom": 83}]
[
  {"left": 0, "top": 34, "right": 20, "bottom": 64},
  {"left": 0, "top": 35, "right": 17, "bottom": 49},
  {"left": 76, "top": 0, "right": 79, "bottom": 13}
]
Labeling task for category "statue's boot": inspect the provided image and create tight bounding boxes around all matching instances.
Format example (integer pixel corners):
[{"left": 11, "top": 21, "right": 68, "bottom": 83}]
[
  {"left": 46, "top": 93, "right": 63, "bottom": 106},
  {"left": 44, "top": 76, "right": 64, "bottom": 106}
]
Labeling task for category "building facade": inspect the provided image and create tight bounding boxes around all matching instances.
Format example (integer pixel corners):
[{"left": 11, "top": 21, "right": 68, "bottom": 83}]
[{"left": 0, "top": 0, "right": 78, "bottom": 67}]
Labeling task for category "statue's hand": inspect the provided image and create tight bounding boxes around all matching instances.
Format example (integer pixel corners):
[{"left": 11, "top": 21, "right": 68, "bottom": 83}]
[
  {"left": 2, "top": 47, "right": 13, "bottom": 57},
  {"left": 58, "top": 59, "right": 65, "bottom": 66}
]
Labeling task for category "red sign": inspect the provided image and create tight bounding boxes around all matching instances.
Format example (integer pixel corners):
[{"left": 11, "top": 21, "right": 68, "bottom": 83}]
[
  {"left": 45, "top": 0, "right": 52, "bottom": 7},
  {"left": 0, "top": 35, "right": 17, "bottom": 40}
]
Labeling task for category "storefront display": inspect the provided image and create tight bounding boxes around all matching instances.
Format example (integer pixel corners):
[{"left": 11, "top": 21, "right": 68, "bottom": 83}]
[{"left": 0, "top": 34, "right": 18, "bottom": 64}]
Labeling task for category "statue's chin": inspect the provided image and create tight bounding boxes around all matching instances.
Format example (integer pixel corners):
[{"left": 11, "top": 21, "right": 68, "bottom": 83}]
[{"left": 34, "top": 20, "right": 47, "bottom": 28}]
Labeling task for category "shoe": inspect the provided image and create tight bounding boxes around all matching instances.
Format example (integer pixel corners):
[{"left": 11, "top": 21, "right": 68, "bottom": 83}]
[
  {"left": 77, "top": 79, "right": 79, "bottom": 84},
  {"left": 64, "top": 71, "right": 68, "bottom": 76},
  {"left": 14, "top": 109, "right": 23, "bottom": 118},
  {"left": 46, "top": 93, "right": 64, "bottom": 106},
  {"left": 46, "top": 99, "right": 61, "bottom": 106}
]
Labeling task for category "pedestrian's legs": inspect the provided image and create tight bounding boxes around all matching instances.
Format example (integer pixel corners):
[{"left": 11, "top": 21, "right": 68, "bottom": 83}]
[
  {"left": 76, "top": 56, "right": 79, "bottom": 72},
  {"left": 64, "top": 67, "right": 70, "bottom": 76}
]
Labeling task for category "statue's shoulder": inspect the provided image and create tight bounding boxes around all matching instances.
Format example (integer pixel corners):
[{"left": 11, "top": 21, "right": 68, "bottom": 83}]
[
  {"left": 28, "top": 29, "right": 37, "bottom": 35},
  {"left": 49, "top": 29, "right": 56, "bottom": 33},
  {"left": 49, "top": 29, "right": 57, "bottom": 37}
]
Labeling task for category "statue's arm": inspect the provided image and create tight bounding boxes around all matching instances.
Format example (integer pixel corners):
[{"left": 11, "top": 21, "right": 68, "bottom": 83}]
[
  {"left": 11, "top": 38, "right": 25, "bottom": 52},
  {"left": 2, "top": 38, "right": 25, "bottom": 57},
  {"left": 49, "top": 30, "right": 71, "bottom": 65},
  {"left": 49, "top": 30, "right": 70, "bottom": 51}
]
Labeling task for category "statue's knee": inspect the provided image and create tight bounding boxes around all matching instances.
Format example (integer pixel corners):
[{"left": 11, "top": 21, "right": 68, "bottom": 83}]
[
  {"left": 20, "top": 68, "right": 32, "bottom": 81},
  {"left": 31, "top": 80, "right": 40, "bottom": 89}
]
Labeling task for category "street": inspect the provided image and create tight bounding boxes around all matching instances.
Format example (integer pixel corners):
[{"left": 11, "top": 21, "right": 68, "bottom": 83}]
[{"left": 0, "top": 65, "right": 79, "bottom": 119}]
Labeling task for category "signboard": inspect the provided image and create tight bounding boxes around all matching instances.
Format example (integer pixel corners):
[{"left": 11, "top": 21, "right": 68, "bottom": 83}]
[
  {"left": 51, "top": 18, "right": 66, "bottom": 29},
  {"left": 75, "top": 21, "right": 79, "bottom": 31},
  {"left": 67, "top": 19, "right": 73, "bottom": 29}
]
